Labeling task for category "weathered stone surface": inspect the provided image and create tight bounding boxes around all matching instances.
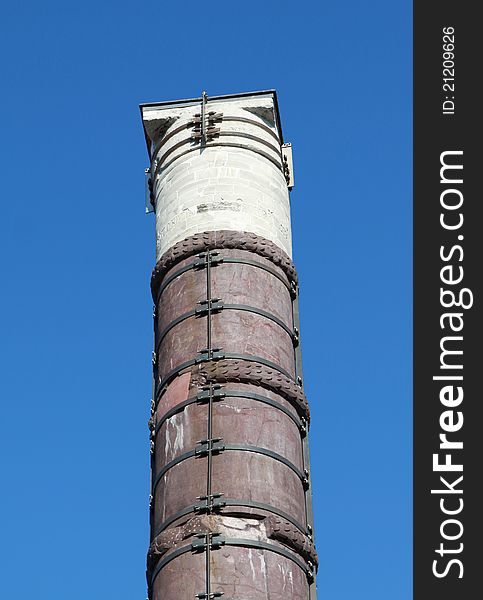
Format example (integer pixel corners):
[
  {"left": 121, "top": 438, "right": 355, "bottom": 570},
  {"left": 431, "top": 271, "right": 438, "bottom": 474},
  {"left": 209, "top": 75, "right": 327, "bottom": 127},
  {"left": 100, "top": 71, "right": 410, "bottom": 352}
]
[
  {"left": 142, "top": 93, "right": 292, "bottom": 257},
  {"left": 154, "top": 385, "right": 303, "bottom": 472},
  {"left": 265, "top": 515, "right": 318, "bottom": 566},
  {"left": 191, "top": 359, "right": 310, "bottom": 421},
  {"left": 149, "top": 240, "right": 315, "bottom": 594},
  {"left": 141, "top": 92, "right": 316, "bottom": 600},
  {"left": 156, "top": 246, "right": 293, "bottom": 330},
  {"left": 151, "top": 231, "right": 298, "bottom": 300},
  {"left": 148, "top": 514, "right": 314, "bottom": 600}
]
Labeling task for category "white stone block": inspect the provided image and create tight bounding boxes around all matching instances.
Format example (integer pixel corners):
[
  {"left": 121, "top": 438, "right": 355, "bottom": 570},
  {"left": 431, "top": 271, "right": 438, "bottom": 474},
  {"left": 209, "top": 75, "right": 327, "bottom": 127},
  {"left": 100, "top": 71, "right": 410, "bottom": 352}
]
[{"left": 142, "top": 93, "right": 292, "bottom": 258}]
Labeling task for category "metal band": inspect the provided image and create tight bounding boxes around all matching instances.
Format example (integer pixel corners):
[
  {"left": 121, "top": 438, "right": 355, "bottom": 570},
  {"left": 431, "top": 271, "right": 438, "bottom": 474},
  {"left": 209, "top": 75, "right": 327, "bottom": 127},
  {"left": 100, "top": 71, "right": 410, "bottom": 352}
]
[
  {"left": 154, "top": 395, "right": 195, "bottom": 425},
  {"left": 223, "top": 444, "right": 306, "bottom": 481},
  {"left": 222, "top": 499, "right": 309, "bottom": 535},
  {"left": 155, "top": 309, "right": 196, "bottom": 346},
  {"left": 156, "top": 354, "right": 295, "bottom": 399},
  {"left": 217, "top": 131, "right": 280, "bottom": 154},
  {"left": 156, "top": 357, "right": 199, "bottom": 395},
  {"left": 152, "top": 504, "right": 198, "bottom": 535},
  {"left": 224, "top": 304, "right": 296, "bottom": 341},
  {"left": 155, "top": 304, "right": 296, "bottom": 351},
  {"left": 221, "top": 116, "right": 280, "bottom": 142},
  {"left": 222, "top": 598, "right": 253, "bottom": 600},
  {"left": 201, "top": 141, "right": 283, "bottom": 170},
  {"left": 154, "top": 389, "right": 304, "bottom": 432},
  {"left": 154, "top": 137, "right": 195, "bottom": 169},
  {"left": 224, "top": 538, "right": 313, "bottom": 580},
  {"left": 153, "top": 448, "right": 197, "bottom": 487},
  {"left": 150, "top": 115, "right": 280, "bottom": 163},
  {"left": 154, "top": 395, "right": 200, "bottom": 425},
  {"left": 154, "top": 131, "right": 281, "bottom": 175},
  {"left": 222, "top": 257, "right": 295, "bottom": 296},
  {"left": 155, "top": 256, "right": 294, "bottom": 302},
  {"left": 152, "top": 444, "right": 305, "bottom": 493},
  {"left": 152, "top": 497, "right": 309, "bottom": 538},
  {"left": 151, "top": 230, "right": 298, "bottom": 299},
  {"left": 223, "top": 391, "right": 304, "bottom": 431},
  {"left": 154, "top": 142, "right": 283, "bottom": 178},
  {"left": 150, "top": 543, "right": 195, "bottom": 585},
  {"left": 155, "top": 262, "right": 196, "bottom": 298},
  {"left": 150, "top": 537, "right": 313, "bottom": 587},
  {"left": 151, "top": 122, "right": 192, "bottom": 157}
]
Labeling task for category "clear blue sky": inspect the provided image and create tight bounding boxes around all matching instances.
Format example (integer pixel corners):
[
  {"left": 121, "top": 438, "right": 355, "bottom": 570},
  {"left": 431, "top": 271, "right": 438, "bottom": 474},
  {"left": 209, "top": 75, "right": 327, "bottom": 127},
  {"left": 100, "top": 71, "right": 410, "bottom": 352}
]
[{"left": 0, "top": 1, "right": 412, "bottom": 598}]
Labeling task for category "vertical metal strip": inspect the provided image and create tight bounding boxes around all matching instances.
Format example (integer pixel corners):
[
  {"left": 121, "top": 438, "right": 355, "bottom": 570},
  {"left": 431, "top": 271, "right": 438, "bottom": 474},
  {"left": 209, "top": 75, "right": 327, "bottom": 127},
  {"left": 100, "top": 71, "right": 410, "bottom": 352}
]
[
  {"left": 206, "top": 383, "right": 214, "bottom": 512},
  {"left": 292, "top": 286, "right": 318, "bottom": 600},
  {"left": 291, "top": 286, "right": 310, "bottom": 521},
  {"left": 205, "top": 533, "right": 212, "bottom": 600},
  {"left": 206, "top": 250, "right": 213, "bottom": 357},
  {"left": 150, "top": 305, "right": 158, "bottom": 543},
  {"left": 201, "top": 91, "right": 207, "bottom": 148},
  {"left": 205, "top": 250, "right": 215, "bottom": 512},
  {"left": 203, "top": 251, "right": 212, "bottom": 599},
  {"left": 201, "top": 250, "right": 216, "bottom": 598}
]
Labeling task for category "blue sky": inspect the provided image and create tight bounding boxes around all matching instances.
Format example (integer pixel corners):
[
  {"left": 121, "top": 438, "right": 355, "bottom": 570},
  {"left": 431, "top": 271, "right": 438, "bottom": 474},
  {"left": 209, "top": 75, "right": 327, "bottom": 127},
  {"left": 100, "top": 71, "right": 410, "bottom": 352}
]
[{"left": 0, "top": 1, "right": 412, "bottom": 598}]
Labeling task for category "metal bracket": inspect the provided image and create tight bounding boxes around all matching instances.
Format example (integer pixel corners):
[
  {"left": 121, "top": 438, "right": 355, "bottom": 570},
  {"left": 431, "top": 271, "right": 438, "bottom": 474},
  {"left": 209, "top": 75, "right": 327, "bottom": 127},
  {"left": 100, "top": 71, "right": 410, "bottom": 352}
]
[
  {"left": 191, "top": 532, "right": 225, "bottom": 552},
  {"left": 194, "top": 531, "right": 225, "bottom": 598},
  {"left": 191, "top": 126, "right": 221, "bottom": 142},
  {"left": 195, "top": 492, "right": 226, "bottom": 513},
  {"left": 191, "top": 94, "right": 223, "bottom": 145},
  {"left": 281, "top": 142, "right": 294, "bottom": 189},
  {"left": 207, "top": 111, "right": 223, "bottom": 124},
  {"left": 190, "top": 112, "right": 222, "bottom": 126},
  {"left": 303, "top": 468, "right": 310, "bottom": 490},
  {"left": 145, "top": 167, "right": 154, "bottom": 213},
  {"left": 194, "top": 251, "right": 223, "bottom": 270},
  {"left": 196, "top": 298, "right": 224, "bottom": 316},
  {"left": 197, "top": 385, "right": 226, "bottom": 403},
  {"left": 196, "top": 348, "right": 225, "bottom": 363},
  {"left": 195, "top": 438, "right": 225, "bottom": 457}
]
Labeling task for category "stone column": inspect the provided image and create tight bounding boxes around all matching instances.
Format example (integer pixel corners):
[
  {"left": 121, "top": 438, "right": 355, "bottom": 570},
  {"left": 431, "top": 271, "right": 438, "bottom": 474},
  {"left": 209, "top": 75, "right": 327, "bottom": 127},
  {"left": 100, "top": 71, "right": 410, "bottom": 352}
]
[{"left": 140, "top": 90, "right": 317, "bottom": 600}]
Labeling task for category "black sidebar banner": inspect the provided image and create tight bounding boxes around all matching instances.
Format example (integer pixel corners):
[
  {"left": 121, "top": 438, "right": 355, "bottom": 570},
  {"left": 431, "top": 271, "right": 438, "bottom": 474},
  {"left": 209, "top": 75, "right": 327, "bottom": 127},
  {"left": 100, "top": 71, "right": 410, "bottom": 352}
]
[{"left": 414, "top": 3, "right": 481, "bottom": 599}]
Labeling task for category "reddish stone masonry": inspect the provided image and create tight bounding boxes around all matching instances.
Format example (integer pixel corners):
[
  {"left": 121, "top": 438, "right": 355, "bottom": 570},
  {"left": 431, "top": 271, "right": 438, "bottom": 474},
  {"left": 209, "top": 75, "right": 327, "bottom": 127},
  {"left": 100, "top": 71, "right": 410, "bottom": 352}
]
[{"left": 147, "top": 231, "right": 317, "bottom": 600}]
